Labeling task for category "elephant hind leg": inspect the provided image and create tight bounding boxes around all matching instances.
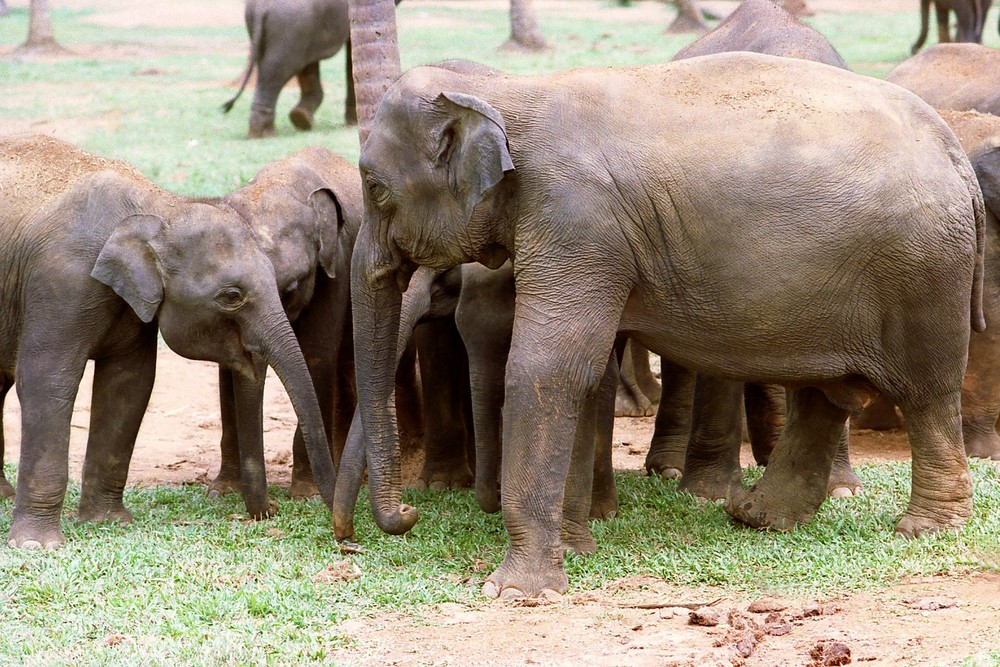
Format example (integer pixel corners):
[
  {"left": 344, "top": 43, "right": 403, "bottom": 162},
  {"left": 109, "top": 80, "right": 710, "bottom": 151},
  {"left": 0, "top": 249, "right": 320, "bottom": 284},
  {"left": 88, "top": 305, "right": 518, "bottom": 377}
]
[
  {"left": 290, "top": 62, "right": 324, "bottom": 132},
  {"left": 0, "top": 371, "right": 14, "bottom": 499},
  {"left": 726, "top": 387, "right": 848, "bottom": 531}
]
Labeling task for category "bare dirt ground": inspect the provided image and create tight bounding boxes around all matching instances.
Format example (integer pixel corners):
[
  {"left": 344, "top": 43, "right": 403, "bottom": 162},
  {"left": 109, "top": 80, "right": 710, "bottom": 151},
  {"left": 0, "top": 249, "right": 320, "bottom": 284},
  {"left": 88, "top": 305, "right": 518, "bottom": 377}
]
[{"left": 3, "top": 0, "right": 999, "bottom": 664}]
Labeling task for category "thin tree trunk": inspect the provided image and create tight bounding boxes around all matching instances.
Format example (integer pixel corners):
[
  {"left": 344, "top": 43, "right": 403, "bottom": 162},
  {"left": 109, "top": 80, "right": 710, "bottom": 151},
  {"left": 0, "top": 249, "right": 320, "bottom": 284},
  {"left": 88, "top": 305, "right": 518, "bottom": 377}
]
[
  {"left": 501, "top": 0, "right": 549, "bottom": 52},
  {"left": 666, "top": 0, "right": 707, "bottom": 34},
  {"left": 16, "top": 0, "right": 70, "bottom": 57},
  {"left": 0, "top": 0, "right": 10, "bottom": 18},
  {"left": 348, "top": 0, "right": 401, "bottom": 147}
]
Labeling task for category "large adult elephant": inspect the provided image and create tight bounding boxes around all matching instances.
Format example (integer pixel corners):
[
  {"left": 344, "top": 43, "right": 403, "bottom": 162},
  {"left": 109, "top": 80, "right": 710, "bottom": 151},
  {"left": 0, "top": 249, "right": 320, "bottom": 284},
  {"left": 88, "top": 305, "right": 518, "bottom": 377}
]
[
  {"left": 222, "top": 0, "right": 398, "bottom": 138},
  {"left": 887, "top": 43, "right": 1000, "bottom": 115},
  {"left": 910, "top": 0, "right": 994, "bottom": 54},
  {"left": 201, "top": 147, "right": 361, "bottom": 516},
  {"left": 349, "top": 54, "right": 983, "bottom": 598},
  {"left": 0, "top": 135, "right": 337, "bottom": 548}
]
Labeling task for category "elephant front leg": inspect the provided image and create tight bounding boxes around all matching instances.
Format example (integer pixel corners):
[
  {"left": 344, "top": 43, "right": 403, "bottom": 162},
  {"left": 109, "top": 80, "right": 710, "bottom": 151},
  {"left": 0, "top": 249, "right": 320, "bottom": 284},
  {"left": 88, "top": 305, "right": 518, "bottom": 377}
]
[
  {"left": 9, "top": 355, "right": 88, "bottom": 549},
  {"left": 827, "top": 423, "right": 862, "bottom": 498},
  {"left": 209, "top": 368, "right": 243, "bottom": 498},
  {"left": 232, "top": 363, "right": 277, "bottom": 520},
  {"left": 589, "top": 352, "right": 619, "bottom": 521},
  {"left": 727, "top": 387, "right": 848, "bottom": 531},
  {"left": 78, "top": 340, "right": 157, "bottom": 524},
  {"left": 680, "top": 375, "right": 744, "bottom": 502},
  {"left": 290, "top": 62, "right": 324, "bottom": 132},
  {"left": 644, "top": 362, "right": 695, "bottom": 479},
  {"left": 0, "top": 372, "right": 14, "bottom": 499}
]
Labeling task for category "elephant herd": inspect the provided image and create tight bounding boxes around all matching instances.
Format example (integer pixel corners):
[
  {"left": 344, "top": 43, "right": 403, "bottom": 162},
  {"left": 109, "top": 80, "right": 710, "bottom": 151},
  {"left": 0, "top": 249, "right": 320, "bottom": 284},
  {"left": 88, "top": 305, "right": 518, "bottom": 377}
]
[{"left": 3, "top": 0, "right": 1000, "bottom": 600}]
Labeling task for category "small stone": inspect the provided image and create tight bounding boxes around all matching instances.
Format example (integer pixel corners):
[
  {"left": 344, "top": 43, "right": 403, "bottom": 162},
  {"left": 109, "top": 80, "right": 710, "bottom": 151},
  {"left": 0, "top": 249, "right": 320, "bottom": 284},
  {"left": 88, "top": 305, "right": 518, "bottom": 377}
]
[
  {"left": 764, "top": 612, "right": 792, "bottom": 636},
  {"left": 809, "top": 640, "right": 851, "bottom": 666},
  {"left": 734, "top": 632, "right": 758, "bottom": 658},
  {"left": 689, "top": 608, "right": 721, "bottom": 626},
  {"left": 906, "top": 596, "right": 958, "bottom": 611},
  {"left": 748, "top": 597, "right": 788, "bottom": 613}
]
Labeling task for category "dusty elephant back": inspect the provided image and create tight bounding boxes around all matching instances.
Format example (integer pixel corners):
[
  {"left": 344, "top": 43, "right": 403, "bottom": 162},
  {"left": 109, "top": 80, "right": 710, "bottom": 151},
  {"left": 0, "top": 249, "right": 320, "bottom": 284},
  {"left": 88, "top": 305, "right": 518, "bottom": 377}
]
[
  {"left": 887, "top": 43, "right": 1000, "bottom": 115},
  {"left": 671, "top": 0, "right": 847, "bottom": 68}
]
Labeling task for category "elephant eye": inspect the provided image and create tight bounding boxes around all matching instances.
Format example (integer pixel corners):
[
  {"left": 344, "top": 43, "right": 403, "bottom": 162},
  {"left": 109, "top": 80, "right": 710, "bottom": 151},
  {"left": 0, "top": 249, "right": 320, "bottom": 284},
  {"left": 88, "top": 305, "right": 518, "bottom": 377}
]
[
  {"left": 216, "top": 286, "right": 246, "bottom": 310},
  {"left": 366, "top": 177, "right": 390, "bottom": 207}
]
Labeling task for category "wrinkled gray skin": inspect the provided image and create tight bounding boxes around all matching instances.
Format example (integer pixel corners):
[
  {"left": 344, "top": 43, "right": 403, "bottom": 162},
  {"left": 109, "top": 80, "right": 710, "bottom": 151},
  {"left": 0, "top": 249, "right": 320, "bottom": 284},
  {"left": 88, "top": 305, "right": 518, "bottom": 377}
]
[
  {"left": 642, "top": 0, "right": 860, "bottom": 502},
  {"left": 614, "top": 340, "right": 660, "bottom": 417},
  {"left": 672, "top": 0, "right": 847, "bottom": 68},
  {"left": 911, "top": 0, "right": 993, "bottom": 54},
  {"left": 858, "top": 110, "right": 1000, "bottom": 462},
  {"left": 887, "top": 43, "right": 1000, "bottom": 116},
  {"left": 351, "top": 54, "right": 984, "bottom": 598},
  {"left": 203, "top": 147, "right": 361, "bottom": 516},
  {"left": 222, "top": 0, "right": 355, "bottom": 138},
  {"left": 0, "top": 135, "right": 336, "bottom": 548}
]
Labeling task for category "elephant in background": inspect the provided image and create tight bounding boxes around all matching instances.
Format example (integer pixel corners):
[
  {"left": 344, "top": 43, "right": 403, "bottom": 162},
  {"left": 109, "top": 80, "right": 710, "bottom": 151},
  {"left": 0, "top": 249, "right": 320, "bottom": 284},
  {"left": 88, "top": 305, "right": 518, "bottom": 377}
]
[
  {"left": 887, "top": 43, "right": 1000, "bottom": 115},
  {"left": 0, "top": 135, "right": 337, "bottom": 548},
  {"left": 222, "top": 0, "right": 403, "bottom": 138},
  {"left": 911, "top": 0, "right": 993, "bottom": 54},
  {"left": 671, "top": 0, "right": 847, "bottom": 68},
  {"left": 201, "top": 147, "right": 361, "bottom": 516},
  {"left": 614, "top": 340, "right": 661, "bottom": 417}
]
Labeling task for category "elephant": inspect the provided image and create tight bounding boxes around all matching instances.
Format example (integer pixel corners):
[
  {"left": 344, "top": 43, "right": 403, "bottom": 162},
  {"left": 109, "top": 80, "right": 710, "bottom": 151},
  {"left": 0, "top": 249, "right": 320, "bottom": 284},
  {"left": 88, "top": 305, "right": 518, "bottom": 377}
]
[
  {"left": 910, "top": 0, "right": 993, "bottom": 54},
  {"left": 201, "top": 147, "right": 362, "bottom": 514},
  {"left": 221, "top": 0, "right": 391, "bottom": 138},
  {"left": 671, "top": 0, "right": 847, "bottom": 68},
  {"left": 0, "top": 134, "right": 338, "bottom": 548},
  {"left": 614, "top": 340, "right": 661, "bottom": 417},
  {"left": 887, "top": 43, "right": 1000, "bottom": 116},
  {"left": 348, "top": 53, "right": 984, "bottom": 599},
  {"left": 856, "top": 110, "right": 1000, "bottom": 462}
]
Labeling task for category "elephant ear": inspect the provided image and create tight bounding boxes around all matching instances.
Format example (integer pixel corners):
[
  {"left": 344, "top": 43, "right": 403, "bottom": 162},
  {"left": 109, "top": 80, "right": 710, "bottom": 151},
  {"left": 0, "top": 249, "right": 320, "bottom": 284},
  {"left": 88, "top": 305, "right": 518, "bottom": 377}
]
[
  {"left": 434, "top": 91, "right": 515, "bottom": 218},
  {"left": 91, "top": 214, "right": 165, "bottom": 324},
  {"left": 309, "top": 186, "right": 346, "bottom": 280}
]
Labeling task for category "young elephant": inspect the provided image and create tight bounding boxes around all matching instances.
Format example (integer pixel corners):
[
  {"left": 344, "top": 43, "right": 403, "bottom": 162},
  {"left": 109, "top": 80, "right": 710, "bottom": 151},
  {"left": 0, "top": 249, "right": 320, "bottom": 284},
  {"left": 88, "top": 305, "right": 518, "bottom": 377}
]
[
  {"left": 350, "top": 54, "right": 984, "bottom": 599},
  {"left": 910, "top": 0, "right": 993, "bottom": 54},
  {"left": 0, "top": 135, "right": 337, "bottom": 548},
  {"left": 887, "top": 43, "right": 1000, "bottom": 116},
  {"left": 204, "top": 147, "right": 361, "bottom": 514}
]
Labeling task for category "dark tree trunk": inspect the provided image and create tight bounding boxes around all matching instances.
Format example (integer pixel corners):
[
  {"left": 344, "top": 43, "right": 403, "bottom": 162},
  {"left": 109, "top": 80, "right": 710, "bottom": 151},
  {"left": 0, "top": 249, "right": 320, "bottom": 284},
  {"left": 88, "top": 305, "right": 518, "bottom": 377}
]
[
  {"left": 0, "top": 0, "right": 10, "bottom": 18},
  {"left": 666, "top": 0, "right": 707, "bottom": 34},
  {"left": 501, "top": 0, "right": 549, "bottom": 52},
  {"left": 15, "top": 0, "right": 70, "bottom": 57},
  {"left": 348, "top": 0, "right": 401, "bottom": 147},
  {"left": 780, "top": 0, "right": 814, "bottom": 17}
]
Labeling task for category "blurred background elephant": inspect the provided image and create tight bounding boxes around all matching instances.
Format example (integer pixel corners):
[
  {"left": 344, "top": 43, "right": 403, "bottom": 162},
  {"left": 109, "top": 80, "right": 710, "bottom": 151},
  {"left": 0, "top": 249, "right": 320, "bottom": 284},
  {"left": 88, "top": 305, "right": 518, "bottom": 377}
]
[
  {"left": 910, "top": 0, "right": 994, "bottom": 54},
  {"left": 887, "top": 43, "right": 1000, "bottom": 115}
]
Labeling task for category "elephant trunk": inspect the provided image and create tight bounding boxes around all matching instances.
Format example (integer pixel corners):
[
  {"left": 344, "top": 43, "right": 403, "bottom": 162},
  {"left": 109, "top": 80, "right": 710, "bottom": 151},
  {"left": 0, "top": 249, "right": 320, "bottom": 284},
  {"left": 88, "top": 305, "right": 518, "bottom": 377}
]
[
  {"left": 348, "top": 0, "right": 402, "bottom": 145},
  {"left": 254, "top": 311, "right": 337, "bottom": 510},
  {"left": 348, "top": 228, "right": 418, "bottom": 535}
]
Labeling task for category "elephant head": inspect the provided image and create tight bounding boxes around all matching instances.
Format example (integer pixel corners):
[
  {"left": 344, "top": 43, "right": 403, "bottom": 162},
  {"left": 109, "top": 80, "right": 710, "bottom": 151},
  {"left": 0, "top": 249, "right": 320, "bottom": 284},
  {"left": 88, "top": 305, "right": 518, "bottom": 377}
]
[
  {"left": 346, "top": 68, "right": 514, "bottom": 536},
  {"left": 90, "top": 190, "right": 338, "bottom": 508}
]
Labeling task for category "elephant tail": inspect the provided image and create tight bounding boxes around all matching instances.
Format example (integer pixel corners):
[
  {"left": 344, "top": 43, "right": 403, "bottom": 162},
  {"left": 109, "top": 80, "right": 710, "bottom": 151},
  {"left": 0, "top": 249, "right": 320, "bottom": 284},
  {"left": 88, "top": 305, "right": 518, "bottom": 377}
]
[
  {"left": 970, "top": 161, "right": 987, "bottom": 333},
  {"left": 910, "top": 0, "right": 930, "bottom": 54},
  {"left": 221, "top": 9, "right": 266, "bottom": 113}
]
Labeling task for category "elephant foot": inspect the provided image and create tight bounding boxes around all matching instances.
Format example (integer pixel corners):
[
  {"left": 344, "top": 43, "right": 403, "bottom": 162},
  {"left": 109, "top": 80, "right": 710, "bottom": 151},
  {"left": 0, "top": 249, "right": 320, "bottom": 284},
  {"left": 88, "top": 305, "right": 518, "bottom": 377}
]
[
  {"left": 289, "top": 475, "right": 321, "bottom": 499},
  {"left": 8, "top": 517, "right": 65, "bottom": 550},
  {"left": 679, "top": 465, "right": 742, "bottom": 502},
  {"left": 245, "top": 497, "right": 279, "bottom": 521},
  {"left": 413, "top": 463, "right": 474, "bottom": 491},
  {"left": 963, "top": 426, "right": 1000, "bottom": 461},
  {"left": 77, "top": 502, "right": 134, "bottom": 524},
  {"left": 482, "top": 551, "right": 569, "bottom": 599},
  {"left": 207, "top": 471, "right": 241, "bottom": 499},
  {"left": 0, "top": 476, "right": 14, "bottom": 499},
  {"left": 895, "top": 504, "right": 970, "bottom": 538},
  {"left": 476, "top": 482, "right": 501, "bottom": 514},
  {"left": 289, "top": 107, "right": 314, "bottom": 131},
  {"left": 828, "top": 462, "right": 862, "bottom": 499},
  {"left": 247, "top": 125, "right": 276, "bottom": 139},
  {"left": 726, "top": 478, "right": 824, "bottom": 531},
  {"left": 589, "top": 489, "right": 619, "bottom": 521},
  {"left": 615, "top": 387, "right": 655, "bottom": 417},
  {"left": 561, "top": 523, "right": 597, "bottom": 555},
  {"left": 644, "top": 436, "right": 687, "bottom": 479}
]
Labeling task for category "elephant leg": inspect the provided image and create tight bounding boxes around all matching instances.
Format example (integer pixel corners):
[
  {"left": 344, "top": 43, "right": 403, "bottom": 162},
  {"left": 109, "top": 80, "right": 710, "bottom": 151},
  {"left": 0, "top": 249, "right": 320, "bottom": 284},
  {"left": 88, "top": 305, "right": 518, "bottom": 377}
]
[
  {"left": 853, "top": 394, "right": 903, "bottom": 430},
  {"left": 0, "top": 371, "right": 14, "bottom": 498},
  {"left": 743, "top": 382, "right": 785, "bottom": 466},
  {"left": 895, "top": 394, "right": 972, "bottom": 536},
  {"left": 644, "top": 361, "right": 696, "bottom": 478},
  {"left": 961, "top": 329, "right": 1000, "bottom": 460},
  {"left": 936, "top": 4, "right": 952, "bottom": 43},
  {"left": 590, "top": 351, "right": 619, "bottom": 521},
  {"left": 679, "top": 375, "right": 744, "bottom": 502},
  {"left": 249, "top": 50, "right": 297, "bottom": 138},
  {"left": 727, "top": 386, "right": 849, "bottom": 530},
  {"left": 209, "top": 367, "right": 242, "bottom": 497},
  {"left": 615, "top": 338, "right": 655, "bottom": 417},
  {"left": 560, "top": 356, "right": 606, "bottom": 556},
  {"left": 827, "top": 422, "right": 862, "bottom": 498},
  {"left": 332, "top": 407, "right": 365, "bottom": 541},
  {"left": 231, "top": 363, "right": 276, "bottom": 520},
  {"left": 78, "top": 340, "right": 157, "bottom": 523},
  {"left": 290, "top": 61, "right": 324, "bottom": 132},
  {"left": 395, "top": 339, "right": 424, "bottom": 452},
  {"left": 9, "top": 352, "right": 88, "bottom": 549},
  {"left": 413, "top": 318, "right": 474, "bottom": 491}
]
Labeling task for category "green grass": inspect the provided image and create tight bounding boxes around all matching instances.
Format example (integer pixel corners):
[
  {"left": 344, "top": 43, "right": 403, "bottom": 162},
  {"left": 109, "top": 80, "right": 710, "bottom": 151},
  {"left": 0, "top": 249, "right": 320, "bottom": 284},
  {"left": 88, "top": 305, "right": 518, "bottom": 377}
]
[{"left": 4, "top": 1, "right": 1000, "bottom": 663}]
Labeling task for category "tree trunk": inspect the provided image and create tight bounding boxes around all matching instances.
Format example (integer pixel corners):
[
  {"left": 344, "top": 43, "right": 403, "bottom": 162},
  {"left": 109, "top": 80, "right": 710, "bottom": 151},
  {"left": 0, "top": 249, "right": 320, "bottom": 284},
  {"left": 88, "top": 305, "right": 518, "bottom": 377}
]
[
  {"left": 16, "top": 0, "right": 70, "bottom": 57},
  {"left": 780, "top": 0, "right": 814, "bottom": 17},
  {"left": 348, "top": 0, "right": 401, "bottom": 147},
  {"left": 501, "top": 0, "right": 549, "bottom": 52},
  {"left": 666, "top": 0, "right": 707, "bottom": 34}
]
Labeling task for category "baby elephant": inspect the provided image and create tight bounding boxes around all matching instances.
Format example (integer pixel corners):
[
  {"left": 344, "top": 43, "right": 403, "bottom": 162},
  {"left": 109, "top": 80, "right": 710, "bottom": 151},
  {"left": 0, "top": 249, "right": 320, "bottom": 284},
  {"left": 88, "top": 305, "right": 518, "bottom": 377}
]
[{"left": 0, "top": 135, "right": 337, "bottom": 548}]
